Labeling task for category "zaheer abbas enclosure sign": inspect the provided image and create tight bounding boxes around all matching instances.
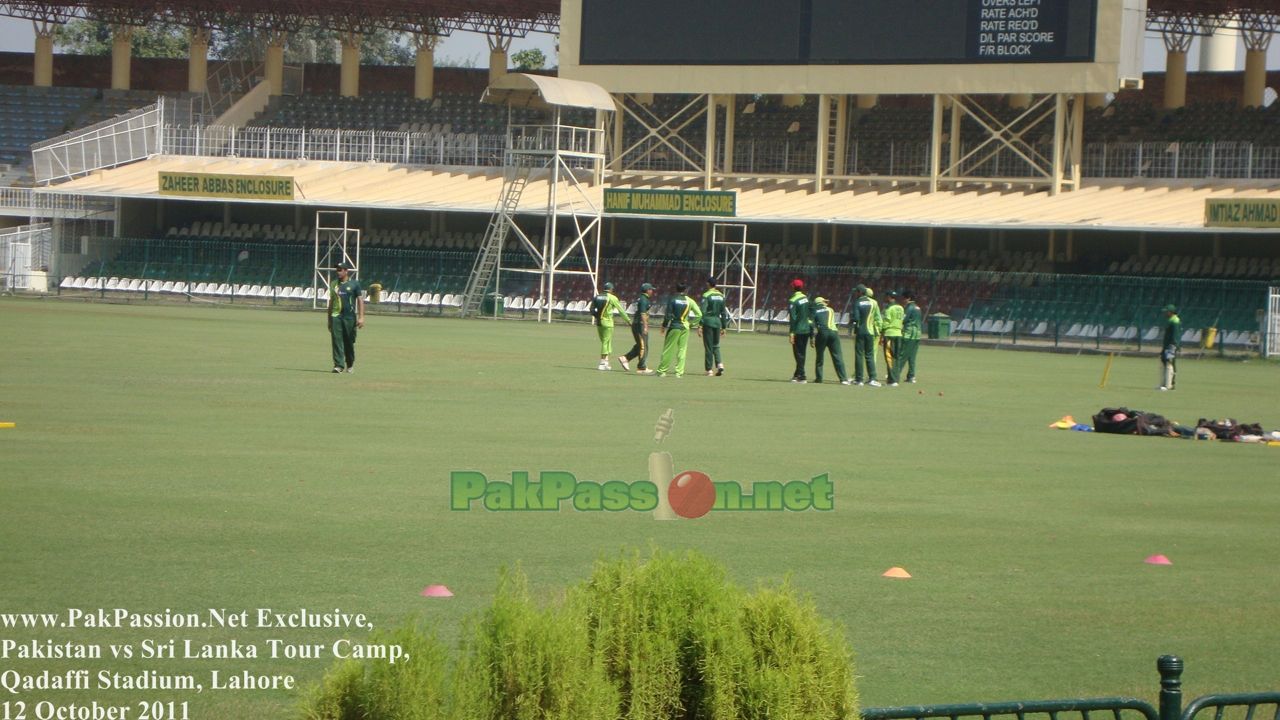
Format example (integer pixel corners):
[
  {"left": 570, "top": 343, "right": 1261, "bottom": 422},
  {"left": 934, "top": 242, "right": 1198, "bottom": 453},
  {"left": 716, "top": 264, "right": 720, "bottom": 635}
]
[
  {"left": 159, "top": 172, "right": 295, "bottom": 201},
  {"left": 604, "top": 189, "right": 737, "bottom": 217}
]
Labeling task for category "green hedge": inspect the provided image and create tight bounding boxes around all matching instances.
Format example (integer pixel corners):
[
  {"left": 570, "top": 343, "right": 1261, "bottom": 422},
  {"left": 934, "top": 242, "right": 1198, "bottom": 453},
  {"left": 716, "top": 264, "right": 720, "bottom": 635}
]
[{"left": 300, "top": 549, "right": 857, "bottom": 720}]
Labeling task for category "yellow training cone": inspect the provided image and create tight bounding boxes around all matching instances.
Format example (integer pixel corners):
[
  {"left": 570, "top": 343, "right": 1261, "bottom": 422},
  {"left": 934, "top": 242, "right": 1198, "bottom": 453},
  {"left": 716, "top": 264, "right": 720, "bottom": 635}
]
[
  {"left": 882, "top": 567, "right": 912, "bottom": 579},
  {"left": 0, "top": 422, "right": 15, "bottom": 429},
  {"left": 1048, "top": 416, "right": 1075, "bottom": 429}
]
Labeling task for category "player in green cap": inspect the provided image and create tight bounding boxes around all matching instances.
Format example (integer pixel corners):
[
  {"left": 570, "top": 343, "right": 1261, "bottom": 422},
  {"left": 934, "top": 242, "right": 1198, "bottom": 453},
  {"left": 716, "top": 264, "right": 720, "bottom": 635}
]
[
  {"left": 1159, "top": 303, "right": 1181, "bottom": 391},
  {"left": 700, "top": 276, "right": 731, "bottom": 376},
  {"left": 811, "top": 296, "right": 851, "bottom": 384},
  {"left": 851, "top": 284, "right": 882, "bottom": 386},
  {"left": 879, "top": 290, "right": 904, "bottom": 386},
  {"left": 620, "top": 283, "right": 657, "bottom": 375},
  {"left": 656, "top": 283, "right": 703, "bottom": 377},
  {"left": 590, "top": 281, "right": 630, "bottom": 371},
  {"left": 328, "top": 260, "right": 365, "bottom": 373},
  {"left": 899, "top": 290, "right": 922, "bottom": 383},
  {"left": 788, "top": 278, "right": 813, "bottom": 383}
]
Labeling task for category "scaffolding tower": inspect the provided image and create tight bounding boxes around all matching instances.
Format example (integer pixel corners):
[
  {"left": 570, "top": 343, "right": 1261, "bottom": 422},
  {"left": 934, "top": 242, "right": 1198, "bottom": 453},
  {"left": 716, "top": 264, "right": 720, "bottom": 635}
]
[
  {"left": 313, "top": 210, "right": 360, "bottom": 310},
  {"left": 461, "top": 74, "right": 615, "bottom": 322},
  {"left": 709, "top": 224, "right": 759, "bottom": 332}
]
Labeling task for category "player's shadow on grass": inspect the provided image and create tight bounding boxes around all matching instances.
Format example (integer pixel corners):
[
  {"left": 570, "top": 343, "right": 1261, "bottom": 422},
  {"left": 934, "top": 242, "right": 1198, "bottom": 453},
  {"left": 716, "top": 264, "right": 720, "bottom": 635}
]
[
  {"left": 555, "top": 365, "right": 624, "bottom": 373},
  {"left": 275, "top": 367, "right": 339, "bottom": 374}
]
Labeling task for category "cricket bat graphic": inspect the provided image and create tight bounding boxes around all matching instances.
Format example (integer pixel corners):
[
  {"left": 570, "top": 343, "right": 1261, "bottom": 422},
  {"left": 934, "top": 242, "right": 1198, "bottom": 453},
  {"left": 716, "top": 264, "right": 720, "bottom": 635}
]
[{"left": 650, "top": 409, "right": 677, "bottom": 520}]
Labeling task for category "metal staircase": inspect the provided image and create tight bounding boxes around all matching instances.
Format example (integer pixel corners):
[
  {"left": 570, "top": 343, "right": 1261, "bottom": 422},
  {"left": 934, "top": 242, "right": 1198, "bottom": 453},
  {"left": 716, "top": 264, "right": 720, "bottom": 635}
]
[{"left": 460, "top": 163, "right": 533, "bottom": 317}]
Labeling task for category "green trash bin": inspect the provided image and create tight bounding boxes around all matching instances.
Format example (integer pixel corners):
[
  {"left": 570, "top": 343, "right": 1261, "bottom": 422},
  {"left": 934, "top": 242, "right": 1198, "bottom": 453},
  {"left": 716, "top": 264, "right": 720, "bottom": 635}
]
[
  {"left": 927, "top": 313, "right": 952, "bottom": 339},
  {"left": 480, "top": 293, "right": 505, "bottom": 317}
]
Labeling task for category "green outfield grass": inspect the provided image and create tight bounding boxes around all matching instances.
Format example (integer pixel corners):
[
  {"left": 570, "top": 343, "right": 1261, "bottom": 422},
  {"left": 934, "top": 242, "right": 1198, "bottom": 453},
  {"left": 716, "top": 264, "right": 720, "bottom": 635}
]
[{"left": 2, "top": 297, "right": 1278, "bottom": 719}]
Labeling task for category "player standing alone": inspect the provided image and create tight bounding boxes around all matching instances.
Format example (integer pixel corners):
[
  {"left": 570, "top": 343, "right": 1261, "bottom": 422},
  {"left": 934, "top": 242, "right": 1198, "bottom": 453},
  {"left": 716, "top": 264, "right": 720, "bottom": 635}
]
[
  {"left": 700, "top": 277, "right": 731, "bottom": 376},
  {"left": 590, "top": 282, "right": 631, "bottom": 371},
  {"left": 329, "top": 260, "right": 365, "bottom": 374},
  {"left": 1159, "top": 304, "right": 1181, "bottom": 391}
]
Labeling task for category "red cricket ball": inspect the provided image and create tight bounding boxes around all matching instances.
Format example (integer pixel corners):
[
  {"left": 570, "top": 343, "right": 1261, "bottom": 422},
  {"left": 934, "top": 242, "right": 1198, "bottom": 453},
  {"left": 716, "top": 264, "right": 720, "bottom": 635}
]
[{"left": 668, "top": 470, "right": 716, "bottom": 519}]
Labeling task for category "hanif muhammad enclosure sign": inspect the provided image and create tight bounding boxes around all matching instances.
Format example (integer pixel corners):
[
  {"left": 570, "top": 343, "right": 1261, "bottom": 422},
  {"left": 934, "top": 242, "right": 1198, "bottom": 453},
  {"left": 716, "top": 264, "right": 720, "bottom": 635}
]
[
  {"left": 604, "top": 189, "right": 737, "bottom": 217},
  {"left": 159, "top": 172, "right": 295, "bottom": 201}
]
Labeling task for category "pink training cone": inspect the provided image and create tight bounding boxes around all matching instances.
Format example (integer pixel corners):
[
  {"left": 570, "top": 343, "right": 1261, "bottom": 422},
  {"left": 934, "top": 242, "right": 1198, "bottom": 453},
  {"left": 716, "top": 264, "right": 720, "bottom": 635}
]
[
  {"left": 882, "top": 567, "right": 912, "bottom": 579},
  {"left": 1144, "top": 555, "right": 1173, "bottom": 566},
  {"left": 420, "top": 584, "right": 454, "bottom": 597}
]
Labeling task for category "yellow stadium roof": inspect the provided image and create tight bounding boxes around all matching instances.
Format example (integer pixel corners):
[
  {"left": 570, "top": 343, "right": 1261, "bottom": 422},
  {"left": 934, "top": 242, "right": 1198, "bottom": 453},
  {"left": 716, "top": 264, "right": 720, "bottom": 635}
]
[{"left": 43, "top": 155, "right": 1280, "bottom": 234}]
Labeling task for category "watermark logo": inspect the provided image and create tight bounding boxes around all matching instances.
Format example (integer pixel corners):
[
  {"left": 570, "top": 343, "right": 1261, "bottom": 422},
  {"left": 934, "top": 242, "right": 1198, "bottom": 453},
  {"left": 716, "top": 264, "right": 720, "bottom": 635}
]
[
  {"left": 449, "top": 470, "right": 833, "bottom": 518},
  {"left": 450, "top": 410, "right": 833, "bottom": 519}
]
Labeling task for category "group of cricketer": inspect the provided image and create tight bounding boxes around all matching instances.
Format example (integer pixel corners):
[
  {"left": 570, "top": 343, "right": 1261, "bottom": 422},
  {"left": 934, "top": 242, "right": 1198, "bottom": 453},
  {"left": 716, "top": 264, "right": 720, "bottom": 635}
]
[
  {"left": 787, "top": 279, "right": 922, "bottom": 386},
  {"left": 588, "top": 277, "right": 921, "bottom": 384},
  {"left": 591, "top": 277, "right": 732, "bottom": 378}
]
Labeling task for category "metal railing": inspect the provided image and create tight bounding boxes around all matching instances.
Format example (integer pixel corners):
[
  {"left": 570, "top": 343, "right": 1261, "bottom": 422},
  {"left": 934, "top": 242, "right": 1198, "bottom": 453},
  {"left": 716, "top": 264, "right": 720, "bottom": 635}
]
[
  {"left": 151, "top": 121, "right": 1280, "bottom": 181},
  {"left": 160, "top": 124, "right": 508, "bottom": 167},
  {"left": 49, "top": 237, "right": 1275, "bottom": 351},
  {"left": 862, "top": 657, "right": 1275, "bottom": 720},
  {"left": 32, "top": 101, "right": 164, "bottom": 184}
]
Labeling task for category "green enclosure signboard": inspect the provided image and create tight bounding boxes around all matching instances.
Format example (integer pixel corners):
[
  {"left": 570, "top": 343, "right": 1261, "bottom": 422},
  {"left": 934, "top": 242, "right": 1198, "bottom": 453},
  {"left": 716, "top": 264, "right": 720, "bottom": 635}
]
[
  {"left": 1205, "top": 198, "right": 1280, "bottom": 228},
  {"left": 604, "top": 189, "right": 737, "bottom": 217}
]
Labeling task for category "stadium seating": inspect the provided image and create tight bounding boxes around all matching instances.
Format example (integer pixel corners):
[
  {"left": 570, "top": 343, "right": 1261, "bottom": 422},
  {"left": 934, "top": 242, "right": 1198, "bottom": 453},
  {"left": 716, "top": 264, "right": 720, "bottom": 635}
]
[
  {"left": 0, "top": 85, "right": 97, "bottom": 170},
  {"left": 0, "top": 85, "right": 200, "bottom": 186}
]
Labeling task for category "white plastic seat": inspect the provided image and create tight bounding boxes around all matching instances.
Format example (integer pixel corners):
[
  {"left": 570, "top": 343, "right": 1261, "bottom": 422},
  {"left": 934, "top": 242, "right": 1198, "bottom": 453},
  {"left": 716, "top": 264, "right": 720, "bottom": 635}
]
[{"left": 1030, "top": 321, "right": 1048, "bottom": 335}]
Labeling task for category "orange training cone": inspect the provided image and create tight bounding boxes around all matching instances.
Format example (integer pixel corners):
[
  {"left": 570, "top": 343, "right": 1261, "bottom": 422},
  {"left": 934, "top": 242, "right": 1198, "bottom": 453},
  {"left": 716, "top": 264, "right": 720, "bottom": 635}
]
[
  {"left": 882, "top": 567, "right": 912, "bottom": 579},
  {"left": 1144, "top": 555, "right": 1172, "bottom": 566},
  {"left": 420, "top": 584, "right": 454, "bottom": 597}
]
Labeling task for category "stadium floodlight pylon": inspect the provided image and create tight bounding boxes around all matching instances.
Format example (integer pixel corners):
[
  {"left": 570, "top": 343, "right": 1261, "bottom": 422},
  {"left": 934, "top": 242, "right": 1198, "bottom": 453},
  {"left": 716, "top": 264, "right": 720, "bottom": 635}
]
[
  {"left": 709, "top": 224, "right": 759, "bottom": 333},
  {"left": 466, "top": 73, "right": 614, "bottom": 322},
  {"left": 313, "top": 210, "right": 360, "bottom": 310}
]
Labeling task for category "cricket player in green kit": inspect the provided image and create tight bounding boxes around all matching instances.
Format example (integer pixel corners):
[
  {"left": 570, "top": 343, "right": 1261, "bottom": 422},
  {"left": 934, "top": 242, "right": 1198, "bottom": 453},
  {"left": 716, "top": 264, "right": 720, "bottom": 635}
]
[
  {"left": 851, "top": 285, "right": 882, "bottom": 386},
  {"left": 879, "top": 290, "right": 904, "bottom": 386},
  {"left": 657, "top": 283, "right": 702, "bottom": 377},
  {"left": 811, "top": 296, "right": 851, "bottom": 384},
  {"left": 1159, "top": 304, "right": 1181, "bottom": 391},
  {"left": 700, "top": 277, "right": 731, "bottom": 376},
  {"left": 328, "top": 261, "right": 365, "bottom": 373},
  {"left": 619, "top": 283, "right": 656, "bottom": 375},
  {"left": 590, "top": 282, "right": 630, "bottom": 371},
  {"left": 788, "top": 279, "right": 813, "bottom": 383},
  {"left": 899, "top": 290, "right": 922, "bottom": 383}
]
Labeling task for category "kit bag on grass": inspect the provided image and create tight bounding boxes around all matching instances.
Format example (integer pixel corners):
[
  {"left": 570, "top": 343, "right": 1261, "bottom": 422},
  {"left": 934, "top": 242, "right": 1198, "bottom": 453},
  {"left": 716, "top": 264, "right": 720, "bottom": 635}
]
[
  {"left": 1093, "top": 408, "right": 1141, "bottom": 434},
  {"left": 1093, "top": 408, "right": 1171, "bottom": 436}
]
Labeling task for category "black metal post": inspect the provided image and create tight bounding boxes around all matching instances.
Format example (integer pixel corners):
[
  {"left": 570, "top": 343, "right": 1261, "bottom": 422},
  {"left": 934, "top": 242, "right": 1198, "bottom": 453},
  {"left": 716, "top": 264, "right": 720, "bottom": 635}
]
[{"left": 1158, "top": 655, "right": 1184, "bottom": 720}]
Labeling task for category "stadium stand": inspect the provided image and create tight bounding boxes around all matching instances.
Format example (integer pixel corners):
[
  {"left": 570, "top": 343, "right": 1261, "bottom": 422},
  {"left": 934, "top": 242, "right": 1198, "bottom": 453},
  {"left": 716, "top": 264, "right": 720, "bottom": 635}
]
[
  {"left": 0, "top": 85, "right": 96, "bottom": 169},
  {"left": 0, "top": 85, "right": 198, "bottom": 185}
]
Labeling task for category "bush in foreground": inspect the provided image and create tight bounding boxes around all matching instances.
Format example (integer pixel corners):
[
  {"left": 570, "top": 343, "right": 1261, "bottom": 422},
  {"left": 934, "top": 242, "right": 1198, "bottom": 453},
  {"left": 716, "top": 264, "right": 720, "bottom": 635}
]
[{"left": 300, "top": 550, "right": 857, "bottom": 720}]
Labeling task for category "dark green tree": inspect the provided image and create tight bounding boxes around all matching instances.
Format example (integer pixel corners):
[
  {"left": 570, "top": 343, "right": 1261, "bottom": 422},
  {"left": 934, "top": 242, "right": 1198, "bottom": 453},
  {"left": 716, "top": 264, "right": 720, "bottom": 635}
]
[
  {"left": 53, "top": 20, "right": 412, "bottom": 66},
  {"left": 511, "top": 48, "right": 546, "bottom": 71},
  {"left": 213, "top": 27, "right": 412, "bottom": 66},
  {"left": 53, "top": 19, "right": 189, "bottom": 58}
]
